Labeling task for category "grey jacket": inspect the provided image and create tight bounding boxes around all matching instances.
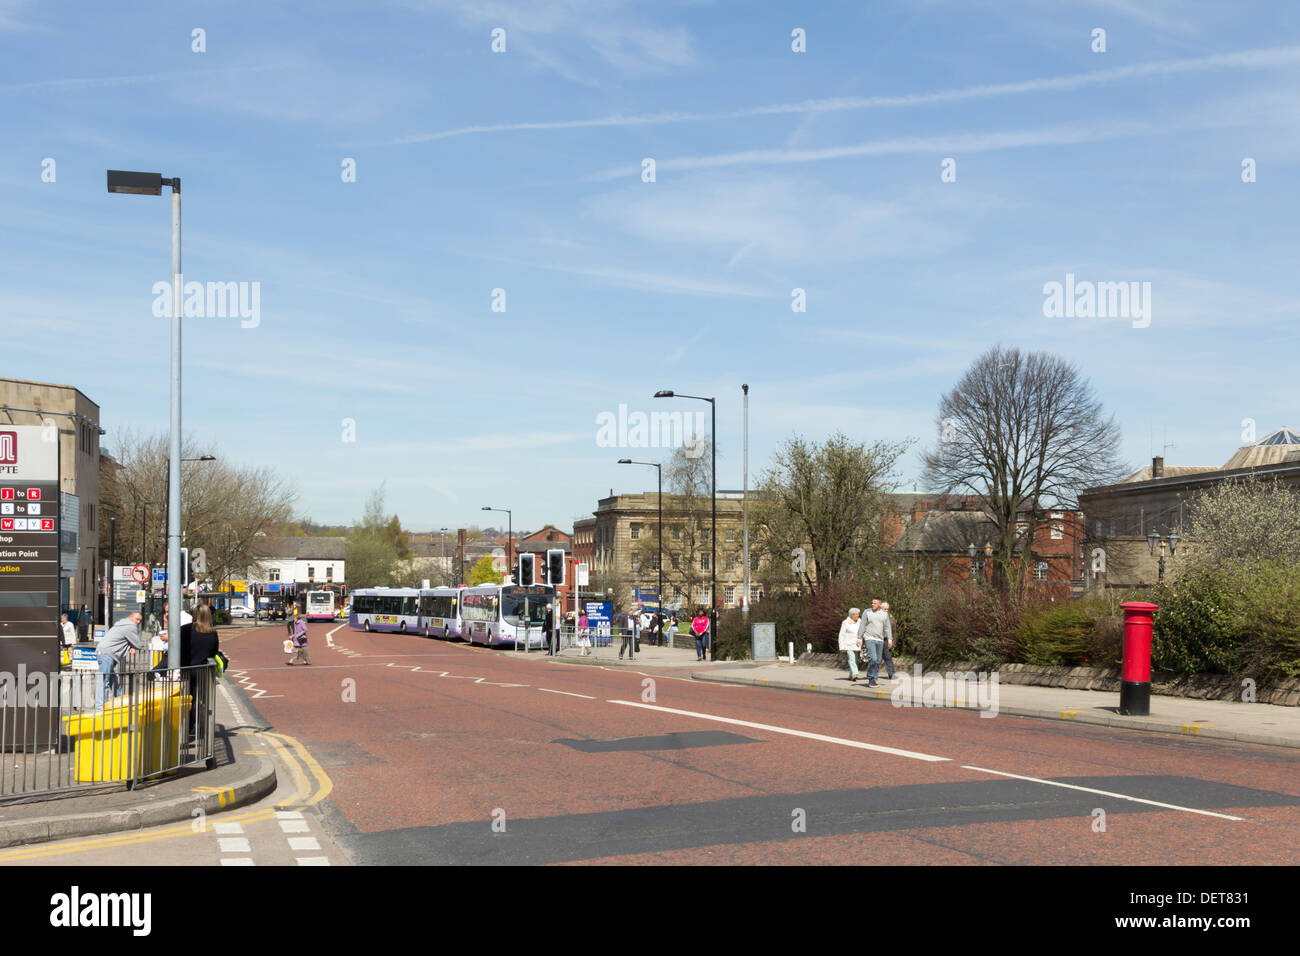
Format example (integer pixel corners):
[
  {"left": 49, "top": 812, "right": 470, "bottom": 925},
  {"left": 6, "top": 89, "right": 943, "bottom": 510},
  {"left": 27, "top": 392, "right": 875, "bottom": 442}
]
[
  {"left": 857, "top": 609, "right": 892, "bottom": 644},
  {"left": 97, "top": 619, "right": 143, "bottom": 661}
]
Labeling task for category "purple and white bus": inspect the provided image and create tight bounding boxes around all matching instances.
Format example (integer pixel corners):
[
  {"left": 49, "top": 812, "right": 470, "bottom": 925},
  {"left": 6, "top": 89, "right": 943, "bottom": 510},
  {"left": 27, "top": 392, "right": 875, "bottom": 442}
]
[{"left": 348, "top": 587, "right": 420, "bottom": 633}]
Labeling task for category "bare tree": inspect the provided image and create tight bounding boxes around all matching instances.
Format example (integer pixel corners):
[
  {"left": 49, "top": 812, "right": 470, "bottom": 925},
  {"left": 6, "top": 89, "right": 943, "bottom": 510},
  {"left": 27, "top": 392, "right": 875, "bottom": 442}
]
[
  {"left": 98, "top": 429, "right": 296, "bottom": 588},
  {"left": 632, "top": 440, "right": 715, "bottom": 609},
  {"left": 921, "top": 346, "right": 1126, "bottom": 588},
  {"left": 753, "top": 433, "right": 911, "bottom": 593}
]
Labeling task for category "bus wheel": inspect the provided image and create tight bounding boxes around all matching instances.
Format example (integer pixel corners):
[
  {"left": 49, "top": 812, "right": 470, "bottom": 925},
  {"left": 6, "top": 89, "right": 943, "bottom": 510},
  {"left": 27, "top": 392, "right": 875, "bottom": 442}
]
[
  {"left": 399, "top": 620, "right": 407, "bottom": 633},
  {"left": 363, "top": 620, "right": 371, "bottom": 632}
]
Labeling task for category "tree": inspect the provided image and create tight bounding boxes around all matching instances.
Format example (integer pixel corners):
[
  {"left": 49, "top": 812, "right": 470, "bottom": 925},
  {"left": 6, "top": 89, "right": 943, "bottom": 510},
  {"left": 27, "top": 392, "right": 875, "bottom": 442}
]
[
  {"left": 345, "top": 487, "right": 405, "bottom": 587},
  {"left": 1184, "top": 476, "right": 1300, "bottom": 572},
  {"left": 632, "top": 441, "right": 715, "bottom": 609},
  {"left": 753, "top": 433, "right": 911, "bottom": 593},
  {"left": 98, "top": 429, "right": 296, "bottom": 590},
  {"left": 465, "top": 555, "right": 503, "bottom": 586},
  {"left": 921, "top": 346, "right": 1126, "bottom": 588}
]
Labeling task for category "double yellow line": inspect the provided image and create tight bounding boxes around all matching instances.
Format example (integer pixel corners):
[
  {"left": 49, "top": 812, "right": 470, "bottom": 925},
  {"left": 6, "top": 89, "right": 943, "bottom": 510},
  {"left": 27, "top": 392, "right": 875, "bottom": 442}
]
[{"left": 0, "top": 730, "right": 332, "bottom": 862}]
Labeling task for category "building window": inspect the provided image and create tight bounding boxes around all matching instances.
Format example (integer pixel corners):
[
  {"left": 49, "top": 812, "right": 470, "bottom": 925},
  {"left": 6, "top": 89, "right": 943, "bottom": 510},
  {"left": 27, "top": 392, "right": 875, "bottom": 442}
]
[
  {"left": 1034, "top": 561, "right": 1048, "bottom": 581},
  {"left": 699, "top": 586, "right": 711, "bottom": 606},
  {"left": 702, "top": 529, "right": 711, "bottom": 543},
  {"left": 326, "top": 566, "right": 334, "bottom": 581},
  {"left": 672, "top": 526, "right": 683, "bottom": 540},
  {"left": 307, "top": 566, "right": 315, "bottom": 580},
  {"left": 725, "top": 586, "right": 735, "bottom": 605},
  {"left": 727, "top": 554, "right": 738, "bottom": 572},
  {"left": 1050, "top": 522, "right": 1064, "bottom": 540},
  {"left": 670, "top": 553, "right": 681, "bottom": 570},
  {"left": 674, "top": 586, "right": 685, "bottom": 603},
  {"left": 630, "top": 523, "right": 641, "bottom": 540},
  {"left": 1109, "top": 518, "right": 1116, "bottom": 537},
  {"left": 88, "top": 502, "right": 95, "bottom": 531},
  {"left": 631, "top": 557, "right": 641, "bottom": 572},
  {"left": 725, "top": 529, "right": 738, "bottom": 543},
  {"left": 1096, "top": 519, "right": 1102, "bottom": 538},
  {"left": 701, "top": 554, "right": 711, "bottom": 572},
  {"left": 269, "top": 569, "right": 280, "bottom": 582}
]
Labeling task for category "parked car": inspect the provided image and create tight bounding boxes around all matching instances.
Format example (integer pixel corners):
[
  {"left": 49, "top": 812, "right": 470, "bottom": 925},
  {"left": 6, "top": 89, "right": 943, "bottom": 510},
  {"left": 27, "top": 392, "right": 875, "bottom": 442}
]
[{"left": 230, "top": 605, "right": 255, "bottom": 619}]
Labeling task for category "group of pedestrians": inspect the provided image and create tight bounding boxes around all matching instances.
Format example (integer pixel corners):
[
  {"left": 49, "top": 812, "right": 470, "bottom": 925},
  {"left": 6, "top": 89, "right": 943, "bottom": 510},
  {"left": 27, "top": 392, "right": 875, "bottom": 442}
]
[
  {"left": 838, "top": 599, "right": 897, "bottom": 688},
  {"left": 93, "top": 604, "right": 224, "bottom": 706}
]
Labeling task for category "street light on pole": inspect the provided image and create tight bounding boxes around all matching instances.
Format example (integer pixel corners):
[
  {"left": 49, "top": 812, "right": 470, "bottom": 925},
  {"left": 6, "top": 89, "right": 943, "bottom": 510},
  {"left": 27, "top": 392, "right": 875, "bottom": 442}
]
[
  {"left": 109, "top": 169, "right": 184, "bottom": 670},
  {"left": 482, "top": 507, "right": 512, "bottom": 580},
  {"left": 619, "top": 458, "right": 662, "bottom": 627},
  {"left": 654, "top": 389, "right": 716, "bottom": 661}
]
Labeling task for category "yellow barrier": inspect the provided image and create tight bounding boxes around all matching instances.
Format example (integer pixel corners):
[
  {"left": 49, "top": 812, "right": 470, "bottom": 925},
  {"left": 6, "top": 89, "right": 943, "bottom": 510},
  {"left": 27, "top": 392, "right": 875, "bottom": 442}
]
[{"left": 61, "top": 685, "right": 192, "bottom": 783}]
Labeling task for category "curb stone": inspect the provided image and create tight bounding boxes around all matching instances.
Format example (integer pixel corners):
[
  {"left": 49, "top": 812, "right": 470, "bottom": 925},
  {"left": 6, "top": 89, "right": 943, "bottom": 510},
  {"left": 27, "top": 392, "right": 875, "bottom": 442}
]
[{"left": 690, "top": 671, "right": 1300, "bottom": 752}]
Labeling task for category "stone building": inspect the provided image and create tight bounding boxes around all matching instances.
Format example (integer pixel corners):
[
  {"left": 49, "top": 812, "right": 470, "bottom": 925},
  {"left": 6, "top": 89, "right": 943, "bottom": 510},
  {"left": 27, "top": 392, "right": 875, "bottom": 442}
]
[
  {"left": 0, "top": 378, "right": 102, "bottom": 620},
  {"left": 1079, "top": 428, "right": 1300, "bottom": 589}
]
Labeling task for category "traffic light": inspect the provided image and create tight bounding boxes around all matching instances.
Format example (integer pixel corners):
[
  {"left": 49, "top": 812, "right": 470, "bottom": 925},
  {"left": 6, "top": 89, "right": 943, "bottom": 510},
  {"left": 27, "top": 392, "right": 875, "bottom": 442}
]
[
  {"left": 546, "top": 549, "right": 565, "bottom": 587},
  {"left": 518, "top": 553, "right": 535, "bottom": 587}
]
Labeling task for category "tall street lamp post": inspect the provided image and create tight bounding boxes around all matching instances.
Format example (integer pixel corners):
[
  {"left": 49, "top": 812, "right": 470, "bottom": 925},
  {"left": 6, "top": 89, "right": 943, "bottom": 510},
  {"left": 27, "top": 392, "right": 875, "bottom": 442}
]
[
  {"left": 108, "top": 170, "right": 185, "bottom": 670},
  {"left": 482, "top": 507, "right": 512, "bottom": 579},
  {"left": 618, "top": 459, "right": 662, "bottom": 626},
  {"left": 654, "top": 390, "right": 716, "bottom": 661}
]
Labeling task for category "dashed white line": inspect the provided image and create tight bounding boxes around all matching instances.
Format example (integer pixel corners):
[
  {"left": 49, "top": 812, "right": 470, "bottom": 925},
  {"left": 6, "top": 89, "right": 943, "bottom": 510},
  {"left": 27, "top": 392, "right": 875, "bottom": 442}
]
[
  {"left": 217, "top": 837, "right": 251, "bottom": 853},
  {"left": 213, "top": 822, "right": 244, "bottom": 834},
  {"left": 278, "top": 819, "right": 310, "bottom": 833},
  {"left": 220, "top": 858, "right": 255, "bottom": 866},
  {"left": 296, "top": 856, "right": 331, "bottom": 866},
  {"left": 288, "top": 836, "right": 320, "bottom": 852},
  {"left": 275, "top": 810, "right": 304, "bottom": 820}
]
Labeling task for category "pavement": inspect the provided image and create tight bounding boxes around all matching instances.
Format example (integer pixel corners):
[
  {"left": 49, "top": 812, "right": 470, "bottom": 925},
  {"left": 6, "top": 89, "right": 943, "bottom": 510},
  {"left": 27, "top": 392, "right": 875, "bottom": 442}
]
[
  {"left": 0, "top": 674, "right": 278, "bottom": 850},
  {"left": 536, "top": 641, "right": 1300, "bottom": 750}
]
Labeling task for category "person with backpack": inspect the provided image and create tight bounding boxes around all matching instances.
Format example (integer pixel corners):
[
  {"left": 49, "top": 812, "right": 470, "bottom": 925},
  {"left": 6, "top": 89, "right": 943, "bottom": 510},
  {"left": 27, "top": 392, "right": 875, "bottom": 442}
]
[{"left": 287, "top": 615, "right": 310, "bottom": 665}]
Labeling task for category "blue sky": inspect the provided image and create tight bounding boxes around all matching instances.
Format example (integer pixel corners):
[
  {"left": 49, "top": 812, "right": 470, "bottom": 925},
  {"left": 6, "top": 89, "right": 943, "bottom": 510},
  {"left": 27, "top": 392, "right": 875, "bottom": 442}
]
[{"left": 3, "top": 0, "right": 1298, "bottom": 530}]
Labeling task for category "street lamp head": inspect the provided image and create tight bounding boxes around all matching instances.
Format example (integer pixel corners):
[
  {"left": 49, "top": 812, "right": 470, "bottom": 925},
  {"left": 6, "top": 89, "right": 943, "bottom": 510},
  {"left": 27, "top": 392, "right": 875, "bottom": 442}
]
[
  {"left": 654, "top": 390, "right": 674, "bottom": 398},
  {"left": 1146, "top": 530, "right": 1159, "bottom": 555},
  {"left": 481, "top": 506, "right": 491, "bottom": 511},
  {"left": 107, "top": 170, "right": 164, "bottom": 195},
  {"left": 1168, "top": 530, "right": 1180, "bottom": 554},
  {"left": 967, "top": 543, "right": 976, "bottom": 558},
  {"left": 198, "top": 455, "right": 216, "bottom": 461},
  {"left": 617, "top": 458, "right": 632, "bottom": 464}
]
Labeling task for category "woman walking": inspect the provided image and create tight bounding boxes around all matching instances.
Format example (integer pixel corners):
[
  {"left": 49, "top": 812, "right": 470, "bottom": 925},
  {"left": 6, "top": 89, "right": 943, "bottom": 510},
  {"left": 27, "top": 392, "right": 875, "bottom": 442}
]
[
  {"left": 576, "top": 611, "right": 591, "bottom": 656},
  {"left": 286, "top": 615, "right": 310, "bottom": 665},
  {"left": 691, "top": 609, "right": 710, "bottom": 661},
  {"left": 839, "top": 607, "right": 863, "bottom": 682}
]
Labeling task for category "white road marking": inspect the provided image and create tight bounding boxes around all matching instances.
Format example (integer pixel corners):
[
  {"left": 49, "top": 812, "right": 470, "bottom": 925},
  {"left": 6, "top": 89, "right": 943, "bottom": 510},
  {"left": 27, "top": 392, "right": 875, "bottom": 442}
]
[
  {"left": 275, "top": 810, "right": 304, "bottom": 820},
  {"left": 960, "top": 765, "right": 1246, "bottom": 822},
  {"left": 278, "top": 819, "right": 310, "bottom": 833},
  {"left": 218, "top": 837, "right": 251, "bottom": 853},
  {"left": 288, "top": 836, "right": 321, "bottom": 851},
  {"left": 608, "top": 700, "right": 950, "bottom": 762},
  {"left": 220, "top": 858, "right": 255, "bottom": 866},
  {"left": 296, "top": 856, "right": 331, "bottom": 866},
  {"left": 539, "top": 688, "right": 597, "bottom": 699},
  {"left": 213, "top": 822, "right": 244, "bottom": 834}
]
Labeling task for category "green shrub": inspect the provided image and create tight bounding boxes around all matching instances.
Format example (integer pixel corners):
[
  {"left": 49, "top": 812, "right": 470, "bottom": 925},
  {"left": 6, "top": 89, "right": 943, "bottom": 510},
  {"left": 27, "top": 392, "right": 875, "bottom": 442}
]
[
  {"left": 214, "top": 609, "right": 231, "bottom": 626},
  {"left": 1150, "top": 567, "right": 1244, "bottom": 674},
  {"left": 1229, "top": 562, "right": 1300, "bottom": 682},
  {"left": 1016, "top": 602, "right": 1093, "bottom": 666},
  {"left": 911, "top": 583, "right": 1023, "bottom": 671}
]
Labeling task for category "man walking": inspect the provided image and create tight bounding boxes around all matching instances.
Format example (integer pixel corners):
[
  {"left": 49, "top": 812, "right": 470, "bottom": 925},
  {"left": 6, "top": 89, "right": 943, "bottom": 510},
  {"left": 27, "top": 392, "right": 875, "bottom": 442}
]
[
  {"left": 96, "top": 611, "right": 143, "bottom": 706},
  {"left": 856, "top": 598, "right": 889, "bottom": 688},
  {"left": 880, "top": 601, "right": 897, "bottom": 680}
]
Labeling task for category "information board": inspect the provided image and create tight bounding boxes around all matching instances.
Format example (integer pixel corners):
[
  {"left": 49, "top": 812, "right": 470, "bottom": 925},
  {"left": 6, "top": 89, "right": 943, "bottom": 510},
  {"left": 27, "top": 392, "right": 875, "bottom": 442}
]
[{"left": 0, "top": 426, "right": 61, "bottom": 746}]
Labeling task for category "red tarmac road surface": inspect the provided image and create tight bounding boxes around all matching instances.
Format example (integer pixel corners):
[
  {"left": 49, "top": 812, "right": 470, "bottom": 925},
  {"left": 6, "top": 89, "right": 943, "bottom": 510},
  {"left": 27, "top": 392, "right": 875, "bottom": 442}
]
[{"left": 219, "top": 622, "right": 1300, "bottom": 865}]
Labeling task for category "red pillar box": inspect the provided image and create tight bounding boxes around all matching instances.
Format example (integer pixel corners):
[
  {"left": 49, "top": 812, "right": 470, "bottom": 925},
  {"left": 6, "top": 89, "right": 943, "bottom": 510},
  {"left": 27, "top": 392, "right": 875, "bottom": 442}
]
[{"left": 1119, "top": 601, "right": 1158, "bottom": 716}]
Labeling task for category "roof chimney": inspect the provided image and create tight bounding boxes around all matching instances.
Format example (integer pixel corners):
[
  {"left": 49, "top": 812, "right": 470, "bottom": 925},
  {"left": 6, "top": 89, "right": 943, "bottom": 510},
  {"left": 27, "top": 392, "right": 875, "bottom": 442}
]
[{"left": 1152, "top": 456, "right": 1164, "bottom": 479}]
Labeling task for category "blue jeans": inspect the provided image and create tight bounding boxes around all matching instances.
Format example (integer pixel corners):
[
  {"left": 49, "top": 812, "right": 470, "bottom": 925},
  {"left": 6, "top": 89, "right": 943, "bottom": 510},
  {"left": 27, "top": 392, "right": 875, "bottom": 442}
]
[
  {"left": 97, "top": 653, "right": 118, "bottom": 706},
  {"left": 694, "top": 633, "right": 708, "bottom": 659},
  {"left": 863, "top": 640, "right": 883, "bottom": 683}
]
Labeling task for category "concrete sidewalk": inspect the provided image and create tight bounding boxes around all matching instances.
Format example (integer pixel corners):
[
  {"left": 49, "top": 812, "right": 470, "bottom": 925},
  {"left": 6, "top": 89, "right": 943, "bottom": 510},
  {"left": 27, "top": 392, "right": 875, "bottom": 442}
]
[
  {"left": 0, "top": 678, "right": 277, "bottom": 849},
  {"left": 692, "top": 661, "right": 1300, "bottom": 750}
]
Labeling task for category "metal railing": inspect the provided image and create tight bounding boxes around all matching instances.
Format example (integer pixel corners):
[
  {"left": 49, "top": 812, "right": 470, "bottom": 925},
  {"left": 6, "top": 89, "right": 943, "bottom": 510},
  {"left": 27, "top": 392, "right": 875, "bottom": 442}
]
[{"left": 0, "top": 659, "right": 216, "bottom": 800}]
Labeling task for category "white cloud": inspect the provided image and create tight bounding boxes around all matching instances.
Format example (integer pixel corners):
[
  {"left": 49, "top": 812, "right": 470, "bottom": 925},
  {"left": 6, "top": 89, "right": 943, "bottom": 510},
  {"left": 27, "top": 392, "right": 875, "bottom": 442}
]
[{"left": 583, "top": 176, "right": 966, "bottom": 262}]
